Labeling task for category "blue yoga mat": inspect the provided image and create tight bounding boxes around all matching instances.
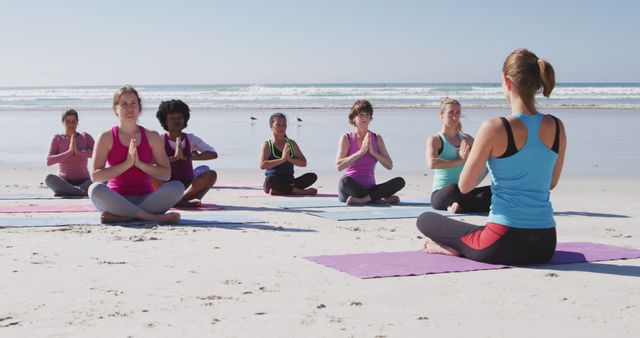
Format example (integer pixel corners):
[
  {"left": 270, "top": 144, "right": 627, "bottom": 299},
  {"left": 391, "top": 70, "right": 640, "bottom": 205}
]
[
  {"left": 305, "top": 207, "right": 449, "bottom": 221},
  {"left": 265, "top": 197, "right": 431, "bottom": 209},
  {"left": 0, "top": 212, "right": 263, "bottom": 228},
  {"left": 0, "top": 193, "right": 86, "bottom": 200}
]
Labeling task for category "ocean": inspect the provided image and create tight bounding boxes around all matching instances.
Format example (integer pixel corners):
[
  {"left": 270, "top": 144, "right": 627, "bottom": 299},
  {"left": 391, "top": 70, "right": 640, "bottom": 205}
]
[
  {"left": 1, "top": 83, "right": 640, "bottom": 110},
  {"left": 1, "top": 83, "right": 639, "bottom": 177}
]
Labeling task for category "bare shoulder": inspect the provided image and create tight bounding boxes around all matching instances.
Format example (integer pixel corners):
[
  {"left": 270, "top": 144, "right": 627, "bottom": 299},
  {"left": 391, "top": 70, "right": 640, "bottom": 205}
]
[
  {"left": 427, "top": 134, "right": 440, "bottom": 145},
  {"left": 338, "top": 133, "right": 349, "bottom": 144},
  {"left": 97, "top": 129, "right": 113, "bottom": 142},
  {"left": 477, "top": 117, "right": 505, "bottom": 134},
  {"left": 145, "top": 128, "right": 162, "bottom": 142},
  {"left": 541, "top": 114, "right": 565, "bottom": 129}
]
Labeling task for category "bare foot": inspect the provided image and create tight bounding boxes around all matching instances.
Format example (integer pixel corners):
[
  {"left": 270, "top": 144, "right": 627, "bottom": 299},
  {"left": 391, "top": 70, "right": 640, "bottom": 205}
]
[
  {"left": 447, "top": 202, "right": 462, "bottom": 214},
  {"left": 293, "top": 187, "right": 318, "bottom": 196},
  {"left": 268, "top": 188, "right": 286, "bottom": 196},
  {"left": 175, "top": 199, "right": 202, "bottom": 208},
  {"left": 101, "top": 212, "right": 134, "bottom": 223},
  {"left": 156, "top": 212, "right": 181, "bottom": 224},
  {"left": 346, "top": 195, "right": 371, "bottom": 206},
  {"left": 423, "top": 238, "right": 461, "bottom": 256},
  {"left": 384, "top": 195, "right": 400, "bottom": 205}
]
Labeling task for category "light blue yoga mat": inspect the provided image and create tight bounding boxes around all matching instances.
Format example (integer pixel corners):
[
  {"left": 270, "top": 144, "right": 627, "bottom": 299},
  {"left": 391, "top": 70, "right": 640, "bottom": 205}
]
[
  {"left": 305, "top": 207, "right": 449, "bottom": 221},
  {"left": 265, "top": 197, "right": 431, "bottom": 209},
  {"left": 0, "top": 193, "right": 86, "bottom": 200},
  {"left": 0, "top": 213, "right": 264, "bottom": 228}
]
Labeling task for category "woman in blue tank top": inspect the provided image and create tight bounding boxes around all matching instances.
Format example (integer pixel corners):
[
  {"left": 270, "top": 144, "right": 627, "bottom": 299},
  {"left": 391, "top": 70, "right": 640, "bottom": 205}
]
[
  {"left": 417, "top": 48, "right": 567, "bottom": 265},
  {"left": 427, "top": 97, "right": 491, "bottom": 213}
]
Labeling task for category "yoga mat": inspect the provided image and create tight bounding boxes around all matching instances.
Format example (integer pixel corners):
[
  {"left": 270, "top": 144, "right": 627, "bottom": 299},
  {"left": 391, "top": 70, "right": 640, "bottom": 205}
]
[
  {"left": 265, "top": 197, "right": 430, "bottom": 209},
  {"left": 305, "top": 207, "right": 448, "bottom": 221},
  {"left": 0, "top": 193, "right": 86, "bottom": 200},
  {"left": 0, "top": 213, "right": 262, "bottom": 228},
  {"left": 240, "top": 192, "right": 339, "bottom": 198},
  {"left": 305, "top": 242, "right": 640, "bottom": 279},
  {"left": 0, "top": 203, "right": 224, "bottom": 213}
]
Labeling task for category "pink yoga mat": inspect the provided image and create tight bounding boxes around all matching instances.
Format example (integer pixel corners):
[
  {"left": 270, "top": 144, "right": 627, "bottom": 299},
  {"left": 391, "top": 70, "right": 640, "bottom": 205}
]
[
  {"left": 0, "top": 203, "right": 224, "bottom": 213},
  {"left": 305, "top": 242, "right": 640, "bottom": 279}
]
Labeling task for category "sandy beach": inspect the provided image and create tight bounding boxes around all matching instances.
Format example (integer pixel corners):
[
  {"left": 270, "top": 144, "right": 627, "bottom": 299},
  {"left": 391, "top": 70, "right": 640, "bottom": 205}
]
[
  {"left": 3, "top": 0, "right": 640, "bottom": 335},
  {"left": 1, "top": 158, "right": 639, "bottom": 337}
]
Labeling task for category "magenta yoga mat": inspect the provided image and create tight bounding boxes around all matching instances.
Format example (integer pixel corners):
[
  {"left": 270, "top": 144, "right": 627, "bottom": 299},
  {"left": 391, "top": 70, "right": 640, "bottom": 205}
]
[{"left": 0, "top": 203, "right": 224, "bottom": 213}]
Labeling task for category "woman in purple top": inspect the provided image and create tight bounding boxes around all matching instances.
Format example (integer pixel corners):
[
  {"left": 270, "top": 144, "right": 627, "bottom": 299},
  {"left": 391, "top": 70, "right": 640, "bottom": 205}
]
[
  {"left": 45, "top": 109, "right": 94, "bottom": 196},
  {"left": 336, "top": 100, "right": 405, "bottom": 205},
  {"left": 154, "top": 99, "right": 218, "bottom": 207}
]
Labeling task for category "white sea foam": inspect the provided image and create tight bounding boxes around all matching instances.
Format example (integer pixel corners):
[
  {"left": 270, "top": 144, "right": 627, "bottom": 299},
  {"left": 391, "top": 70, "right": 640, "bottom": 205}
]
[{"left": 1, "top": 84, "right": 639, "bottom": 110}]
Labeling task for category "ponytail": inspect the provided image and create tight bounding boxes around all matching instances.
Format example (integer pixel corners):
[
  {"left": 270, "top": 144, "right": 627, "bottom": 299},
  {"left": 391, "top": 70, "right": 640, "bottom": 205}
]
[
  {"left": 538, "top": 58, "right": 556, "bottom": 97},
  {"left": 503, "top": 48, "right": 556, "bottom": 113}
]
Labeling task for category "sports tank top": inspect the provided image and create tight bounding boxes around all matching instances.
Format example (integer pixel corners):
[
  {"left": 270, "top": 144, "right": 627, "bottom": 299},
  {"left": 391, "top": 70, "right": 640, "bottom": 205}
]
[
  {"left": 487, "top": 113, "right": 557, "bottom": 229},
  {"left": 264, "top": 138, "right": 295, "bottom": 182},
  {"left": 431, "top": 132, "right": 465, "bottom": 192},
  {"left": 344, "top": 132, "right": 379, "bottom": 189},
  {"left": 107, "top": 126, "right": 154, "bottom": 196},
  {"left": 164, "top": 133, "right": 194, "bottom": 187}
]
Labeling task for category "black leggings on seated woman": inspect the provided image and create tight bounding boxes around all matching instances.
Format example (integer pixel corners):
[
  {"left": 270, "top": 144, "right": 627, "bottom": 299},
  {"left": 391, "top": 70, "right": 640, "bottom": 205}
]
[
  {"left": 263, "top": 173, "right": 317, "bottom": 194},
  {"left": 416, "top": 212, "right": 556, "bottom": 265},
  {"left": 338, "top": 176, "right": 405, "bottom": 202},
  {"left": 430, "top": 184, "right": 492, "bottom": 212}
]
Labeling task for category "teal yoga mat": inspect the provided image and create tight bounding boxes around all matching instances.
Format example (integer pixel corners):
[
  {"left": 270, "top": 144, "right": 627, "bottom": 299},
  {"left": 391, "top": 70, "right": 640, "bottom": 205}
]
[
  {"left": 265, "top": 197, "right": 431, "bottom": 209},
  {"left": 305, "top": 207, "right": 449, "bottom": 221}
]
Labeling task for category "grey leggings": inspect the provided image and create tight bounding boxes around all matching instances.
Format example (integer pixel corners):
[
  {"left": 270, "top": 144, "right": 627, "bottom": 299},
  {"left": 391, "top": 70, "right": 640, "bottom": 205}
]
[
  {"left": 88, "top": 181, "right": 184, "bottom": 218},
  {"left": 45, "top": 174, "right": 92, "bottom": 196}
]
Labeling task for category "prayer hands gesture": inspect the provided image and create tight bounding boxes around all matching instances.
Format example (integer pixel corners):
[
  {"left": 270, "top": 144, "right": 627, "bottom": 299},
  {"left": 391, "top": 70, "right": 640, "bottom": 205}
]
[
  {"left": 459, "top": 137, "right": 473, "bottom": 161},
  {"left": 358, "top": 132, "right": 371, "bottom": 155},
  {"left": 282, "top": 142, "right": 292, "bottom": 162},
  {"left": 69, "top": 134, "right": 77, "bottom": 155},
  {"left": 127, "top": 138, "right": 138, "bottom": 167},
  {"left": 174, "top": 137, "right": 186, "bottom": 160}
]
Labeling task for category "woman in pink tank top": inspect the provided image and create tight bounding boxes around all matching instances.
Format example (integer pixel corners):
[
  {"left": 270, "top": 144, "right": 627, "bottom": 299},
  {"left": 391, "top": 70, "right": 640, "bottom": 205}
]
[
  {"left": 88, "top": 86, "right": 184, "bottom": 224},
  {"left": 336, "top": 100, "right": 405, "bottom": 205}
]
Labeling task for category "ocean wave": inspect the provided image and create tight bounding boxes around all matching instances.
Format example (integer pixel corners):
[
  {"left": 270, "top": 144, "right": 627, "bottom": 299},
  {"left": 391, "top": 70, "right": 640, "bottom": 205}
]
[{"left": 1, "top": 83, "right": 640, "bottom": 110}]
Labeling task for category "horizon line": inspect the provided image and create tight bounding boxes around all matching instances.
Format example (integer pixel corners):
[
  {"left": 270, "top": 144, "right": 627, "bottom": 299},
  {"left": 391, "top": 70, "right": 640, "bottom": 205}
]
[{"left": 2, "top": 81, "right": 640, "bottom": 89}]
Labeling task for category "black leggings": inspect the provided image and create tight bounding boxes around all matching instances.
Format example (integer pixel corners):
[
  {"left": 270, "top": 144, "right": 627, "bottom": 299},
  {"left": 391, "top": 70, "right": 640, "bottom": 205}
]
[
  {"left": 263, "top": 173, "right": 317, "bottom": 194},
  {"left": 431, "top": 184, "right": 492, "bottom": 212},
  {"left": 338, "top": 176, "right": 405, "bottom": 202},
  {"left": 416, "top": 212, "right": 556, "bottom": 265}
]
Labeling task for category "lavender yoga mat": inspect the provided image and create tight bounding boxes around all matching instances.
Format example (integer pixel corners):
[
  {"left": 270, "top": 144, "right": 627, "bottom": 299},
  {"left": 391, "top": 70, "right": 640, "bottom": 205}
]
[
  {"left": 0, "top": 203, "right": 224, "bottom": 213},
  {"left": 305, "top": 242, "right": 640, "bottom": 279}
]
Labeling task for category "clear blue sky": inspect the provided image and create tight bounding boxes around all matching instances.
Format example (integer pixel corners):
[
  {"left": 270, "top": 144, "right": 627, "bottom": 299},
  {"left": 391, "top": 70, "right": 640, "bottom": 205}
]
[{"left": 1, "top": 0, "right": 638, "bottom": 86}]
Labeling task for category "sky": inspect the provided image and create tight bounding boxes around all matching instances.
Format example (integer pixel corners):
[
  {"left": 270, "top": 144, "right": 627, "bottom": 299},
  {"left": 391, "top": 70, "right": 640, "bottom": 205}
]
[{"left": 1, "top": 0, "right": 639, "bottom": 86}]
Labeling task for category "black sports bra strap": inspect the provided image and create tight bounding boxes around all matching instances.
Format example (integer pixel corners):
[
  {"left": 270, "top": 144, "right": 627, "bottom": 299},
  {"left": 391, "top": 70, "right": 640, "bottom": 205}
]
[
  {"left": 498, "top": 117, "right": 518, "bottom": 158},
  {"left": 437, "top": 134, "right": 444, "bottom": 155},
  {"left": 550, "top": 115, "right": 560, "bottom": 154}
]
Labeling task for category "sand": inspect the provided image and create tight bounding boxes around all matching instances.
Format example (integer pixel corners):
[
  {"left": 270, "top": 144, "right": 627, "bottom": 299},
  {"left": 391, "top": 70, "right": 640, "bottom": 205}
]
[{"left": 0, "top": 163, "right": 639, "bottom": 338}]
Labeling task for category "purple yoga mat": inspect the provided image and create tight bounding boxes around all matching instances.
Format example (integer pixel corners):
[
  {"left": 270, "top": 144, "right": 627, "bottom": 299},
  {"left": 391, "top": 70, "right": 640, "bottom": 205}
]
[
  {"left": 305, "top": 242, "right": 640, "bottom": 279},
  {"left": 0, "top": 203, "right": 224, "bottom": 213}
]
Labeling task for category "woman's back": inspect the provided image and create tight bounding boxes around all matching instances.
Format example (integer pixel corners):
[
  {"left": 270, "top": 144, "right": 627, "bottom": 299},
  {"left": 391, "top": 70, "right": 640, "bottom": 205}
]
[{"left": 487, "top": 113, "right": 559, "bottom": 228}]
